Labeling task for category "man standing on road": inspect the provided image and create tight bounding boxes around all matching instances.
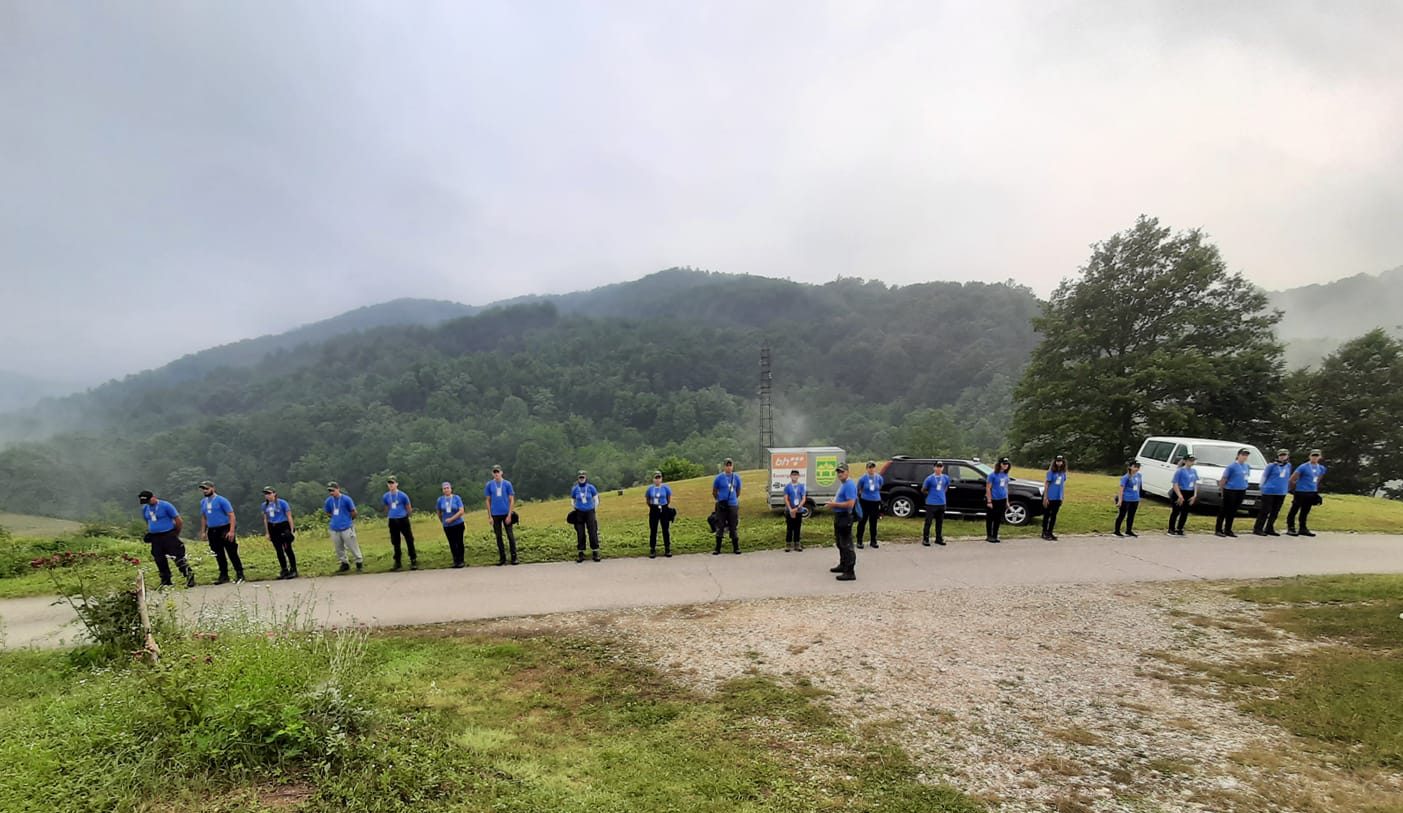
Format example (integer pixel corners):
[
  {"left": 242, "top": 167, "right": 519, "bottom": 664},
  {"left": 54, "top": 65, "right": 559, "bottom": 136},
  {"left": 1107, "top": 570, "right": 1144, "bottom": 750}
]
[
  {"left": 1168, "top": 454, "right": 1199, "bottom": 535},
  {"left": 437, "top": 482, "right": 467, "bottom": 567},
  {"left": 485, "top": 465, "right": 518, "bottom": 565},
  {"left": 1254, "top": 450, "right": 1292, "bottom": 537},
  {"left": 139, "top": 490, "right": 194, "bottom": 588},
  {"left": 783, "top": 469, "right": 806, "bottom": 552},
  {"left": 261, "top": 486, "right": 298, "bottom": 580},
  {"left": 1215, "top": 449, "right": 1252, "bottom": 538},
  {"left": 1286, "top": 449, "right": 1327, "bottom": 537},
  {"left": 324, "top": 481, "right": 363, "bottom": 572},
  {"left": 855, "top": 461, "right": 884, "bottom": 549},
  {"left": 712, "top": 458, "right": 742, "bottom": 555},
  {"left": 922, "top": 461, "right": 950, "bottom": 546},
  {"left": 380, "top": 476, "right": 417, "bottom": 571},
  {"left": 571, "top": 470, "right": 601, "bottom": 562},
  {"left": 828, "top": 464, "right": 857, "bottom": 581},
  {"left": 198, "top": 480, "right": 244, "bottom": 584}
]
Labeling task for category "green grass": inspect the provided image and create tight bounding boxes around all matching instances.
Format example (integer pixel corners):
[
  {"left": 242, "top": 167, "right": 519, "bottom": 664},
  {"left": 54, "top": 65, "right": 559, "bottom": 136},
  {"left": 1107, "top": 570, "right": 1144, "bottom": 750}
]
[
  {"left": 0, "top": 617, "right": 982, "bottom": 812},
  {"left": 0, "top": 511, "right": 82, "bottom": 537}
]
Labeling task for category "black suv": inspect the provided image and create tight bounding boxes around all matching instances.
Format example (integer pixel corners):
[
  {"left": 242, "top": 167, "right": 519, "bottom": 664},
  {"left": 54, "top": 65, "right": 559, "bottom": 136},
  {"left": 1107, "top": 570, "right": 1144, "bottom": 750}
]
[{"left": 876, "top": 457, "right": 1045, "bottom": 526}]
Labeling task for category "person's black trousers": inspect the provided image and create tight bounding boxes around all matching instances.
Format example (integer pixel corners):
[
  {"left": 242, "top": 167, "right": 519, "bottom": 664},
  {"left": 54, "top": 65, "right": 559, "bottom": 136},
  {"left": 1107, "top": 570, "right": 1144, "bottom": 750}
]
[
  {"left": 575, "top": 509, "right": 600, "bottom": 550},
  {"left": 492, "top": 515, "right": 517, "bottom": 563},
  {"left": 784, "top": 511, "right": 802, "bottom": 546},
  {"left": 1254, "top": 494, "right": 1286, "bottom": 534},
  {"left": 443, "top": 523, "right": 466, "bottom": 566},
  {"left": 649, "top": 505, "right": 672, "bottom": 554},
  {"left": 1114, "top": 501, "right": 1139, "bottom": 534},
  {"left": 388, "top": 517, "right": 416, "bottom": 565},
  {"left": 1041, "top": 500, "right": 1062, "bottom": 537},
  {"left": 268, "top": 521, "right": 297, "bottom": 574},
  {"left": 713, "top": 502, "right": 739, "bottom": 552},
  {"left": 146, "top": 530, "right": 192, "bottom": 586},
  {"left": 1168, "top": 493, "right": 1194, "bottom": 533},
  {"left": 1286, "top": 493, "right": 1316, "bottom": 532},
  {"left": 855, "top": 499, "right": 881, "bottom": 547},
  {"left": 986, "top": 498, "right": 1007, "bottom": 540},
  {"left": 833, "top": 513, "right": 856, "bottom": 574},
  {"left": 922, "top": 505, "right": 945, "bottom": 542},
  {"left": 206, "top": 525, "right": 243, "bottom": 579},
  {"left": 1216, "top": 489, "right": 1247, "bottom": 534}
]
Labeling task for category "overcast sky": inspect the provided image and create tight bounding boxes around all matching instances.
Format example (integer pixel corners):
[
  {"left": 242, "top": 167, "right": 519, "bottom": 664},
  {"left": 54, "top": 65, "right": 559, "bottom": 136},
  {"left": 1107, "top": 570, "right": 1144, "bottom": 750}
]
[{"left": 3, "top": 0, "right": 1401, "bottom": 383}]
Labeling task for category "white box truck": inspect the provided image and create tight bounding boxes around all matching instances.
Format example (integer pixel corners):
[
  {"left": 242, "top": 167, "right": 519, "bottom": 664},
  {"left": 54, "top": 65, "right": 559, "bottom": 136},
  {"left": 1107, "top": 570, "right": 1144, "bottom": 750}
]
[{"left": 767, "top": 446, "right": 847, "bottom": 513}]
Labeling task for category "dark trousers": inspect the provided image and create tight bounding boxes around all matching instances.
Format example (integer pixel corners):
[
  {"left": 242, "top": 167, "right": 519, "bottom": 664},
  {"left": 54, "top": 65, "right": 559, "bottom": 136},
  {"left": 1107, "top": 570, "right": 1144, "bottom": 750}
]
[
  {"left": 1115, "top": 501, "right": 1140, "bottom": 534},
  {"left": 492, "top": 515, "right": 517, "bottom": 562},
  {"left": 855, "top": 499, "right": 881, "bottom": 546},
  {"left": 268, "top": 521, "right": 297, "bottom": 574},
  {"left": 1169, "top": 492, "right": 1194, "bottom": 532},
  {"left": 1286, "top": 493, "right": 1316, "bottom": 531},
  {"left": 575, "top": 509, "right": 600, "bottom": 550},
  {"left": 1254, "top": 494, "right": 1286, "bottom": 534},
  {"left": 649, "top": 505, "right": 672, "bottom": 553},
  {"left": 1216, "top": 489, "right": 1247, "bottom": 533},
  {"left": 443, "top": 522, "right": 466, "bottom": 565},
  {"left": 986, "top": 498, "right": 1007, "bottom": 540},
  {"left": 923, "top": 505, "right": 945, "bottom": 541},
  {"left": 713, "top": 502, "right": 738, "bottom": 551},
  {"left": 146, "top": 531, "right": 191, "bottom": 586},
  {"left": 206, "top": 526, "right": 243, "bottom": 578},
  {"left": 1042, "top": 500, "right": 1062, "bottom": 536},
  {"left": 388, "top": 517, "right": 417, "bottom": 564},
  {"left": 833, "top": 513, "right": 855, "bottom": 574},
  {"left": 784, "top": 511, "right": 803, "bottom": 546}
]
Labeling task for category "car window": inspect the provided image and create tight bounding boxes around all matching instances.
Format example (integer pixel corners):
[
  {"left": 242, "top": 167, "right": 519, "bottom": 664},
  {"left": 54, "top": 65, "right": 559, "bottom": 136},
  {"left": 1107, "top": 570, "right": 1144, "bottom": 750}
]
[
  {"left": 1171, "top": 443, "right": 1189, "bottom": 463},
  {"left": 1193, "top": 444, "right": 1266, "bottom": 468},
  {"left": 1140, "top": 440, "right": 1174, "bottom": 462},
  {"left": 887, "top": 462, "right": 914, "bottom": 481}
]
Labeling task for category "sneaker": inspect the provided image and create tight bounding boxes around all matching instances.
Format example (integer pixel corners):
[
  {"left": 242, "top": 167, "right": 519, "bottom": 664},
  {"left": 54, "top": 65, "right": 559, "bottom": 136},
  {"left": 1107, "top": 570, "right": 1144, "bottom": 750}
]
[
  {"left": 355, "top": 561, "right": 363, "bottom": 572},
  {"left": 650, "top": 552, "right": 657, "bottom": 559},
  {"left": 870, "top": 542, "right": 879, "bottom": 548},
  {"left": 1266, "top": 530, "right": 1281, "bottom": 537},
  {"left": 410, "top": 561, "right": 419, "bottom": 570},
  {"left": 829, "top": 566, "right": 845, "bottom": 573},
  {"left": 664, "top": 551, "right": 673, "bottom": 557},
  {"left": 989, "top": 538, "right": 1001, "bottom": 544},
  {"left": 160, "top": 581, "right": 174, "bottom": 588},
  {"left": 1113, "top": 532, "right": 1123, "bottom": 538},
  {"left": 1214, "top": 531, "right": 1226, "bottom": 538},
  {"left": 835, "top": 572, "right": 856, "bottom": 581},
  {"left": 392, "top": 563, "right": 402, "bottom": 572},
  {"left": 497, "top": 560, "right": 506, "bottom": 567},
  {"left": 215, "top": 575, "right": 230, "bottom": 585},
  {"left": 592, "top": 551, "right": 601, "bottom": 562},
  {"left": 186, "top": 571, "right": 197, "bottom": 587},
  {"left": 1225, "top": 532, "right": 1238, "bottom": 538},
  {"left": 277, "top": 571, "right": 289, "bottom": 581},
  {"left": 577, "top": 552, "right": 585, "bottom": 563},
  {"left": 935, "top": 539, "right": 946, "bottom": 546},
  {"left": 338, "top": 562, "right": 351, "bottom": 573},
  {"left": 1301, "top": 530, "right": 1316, "bottom": 537},
  {"left": 922, "top": 539, "right": 931, "bottom": 546},
  {"left": 1048, "top": 534, "right": 1058, "bottom": 541},
  {"left": 510, "top": 558, "right": 518, "bottom": 565},
  {"left": 452, "top": 562, "right": 465, "bottom": 569},
  {"left": 1286, "top": 530, "right": 1299, "bottom": 537},
  {"left": 286, "top": 570, "right": 298, "bottom": 579},
  {"left": 234, "top": 573, "right": 246, "bottom": 584},
  {"left": 1127, "top": 532, "right": 1138, "bottom": 538},
  {"left": 856, "top": 542, "right": 865, "bottom": 549}
]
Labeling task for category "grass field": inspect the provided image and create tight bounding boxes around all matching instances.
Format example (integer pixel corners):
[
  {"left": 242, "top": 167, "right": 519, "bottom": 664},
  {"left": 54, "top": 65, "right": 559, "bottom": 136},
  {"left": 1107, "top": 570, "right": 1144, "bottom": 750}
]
[
  {"left": 0, "top": 512, "right": 81, "bottom": 537},
  {"left": 2, "top": 468, "right": 1401, "bottom": 599}
]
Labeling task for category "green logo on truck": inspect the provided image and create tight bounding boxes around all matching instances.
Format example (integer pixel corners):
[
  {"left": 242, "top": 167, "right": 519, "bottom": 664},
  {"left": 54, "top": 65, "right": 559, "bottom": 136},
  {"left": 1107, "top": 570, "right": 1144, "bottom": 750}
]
[{"left": 814, "top": 455, "right": 838, "bottom": 486}]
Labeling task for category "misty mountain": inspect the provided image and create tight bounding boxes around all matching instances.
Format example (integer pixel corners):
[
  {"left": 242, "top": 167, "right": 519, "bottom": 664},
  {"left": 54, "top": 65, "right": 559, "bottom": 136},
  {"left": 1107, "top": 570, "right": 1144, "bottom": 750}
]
[
  {"left": 1269, "top": 265, "right": 1403, "bottom": 368},
  {"left": 0, "top": 370, "right": 82, "bottom": 414}
]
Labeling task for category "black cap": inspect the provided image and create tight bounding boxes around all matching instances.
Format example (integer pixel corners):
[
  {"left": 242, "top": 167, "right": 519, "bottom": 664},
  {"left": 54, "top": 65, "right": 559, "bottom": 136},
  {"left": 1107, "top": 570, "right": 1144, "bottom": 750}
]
[
  {"left": 138, "top": 490, "right": 154, "bottom": 504},
  {"left": 789, "top": 469, "right": 800, "bottom": 476},
  {"left": 998, "top": 457, "right": 1011, "bottom": 464},
  {"left": 1183, "top": 454, "right": 1196, "bottom": 460},
  {"left": 723, "top": 457, "right": 734, "bottom": 466},
  {"left": 261, "top": 486, "right": 276, "bottom": 494},
  {"left": 326, "top": 481, "right": 340, "bottom": 491},
  {"left": 386, "top": 476, "right": 398, "bottom": 484},
  {"left": 1054, "top": 454, "right": 1065, "bottom": 460},
  {"left": 198, "top": 480, "right": 215, "bottom": 489},
  {"left": 491, "top": 465, "right": 502, "bottom": 473},
  {"left": 1237, "top": 448, "right": 1251, "bottom": 456},
  {"left": 835, "top": 463, "right": 849, "bottom": 473}
]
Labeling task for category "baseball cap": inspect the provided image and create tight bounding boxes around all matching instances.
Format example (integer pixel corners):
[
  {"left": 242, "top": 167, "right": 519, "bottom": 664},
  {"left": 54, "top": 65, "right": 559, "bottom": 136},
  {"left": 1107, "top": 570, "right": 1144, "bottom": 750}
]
[
  {"left": 1183, "top": 453, "right": 1196, "bottom": 460},
  {"left": 1237, "top": 448, "right": 1251, "bottom": 456},
  {"left": 1276, "top": 449, "right": 1290, "bottom": 456},
  {"left": 789, "top": 469, "right": 800, "bottom": 475},
  {"left": 1310, "top": 449, "right": 1322, "bottom": 456},
  {"left": 723, "top": 457, "right": 734, "bottom": 466},
  {"left": 933, "top": 460, "right": 944, "bottom": 467},
  {"left": 198, "top": 480, "right": 215, "bottom": 489},
  {"left": 835, "top": 463, "right": 849, "bottom": 473},
  {"left": 577, "top": 470, "right": 588, "bottom": 478},
  {"left": 137, "top": 490, "right": 154, "bottom": 504},
  {"left": 1054, "top": 453, "right": 1065, "bottom": 460},
  {"left": 865, "top": 460, "right": 877, "bottom": 468},
  {"left": 386, "top": 476, "right": 398, "bottom": 484},
  {"left": 491, "top": 464, "right": 502, "bottom": 472},
  {"left": 653, "top": 470, "right": 663, "bottom": 478},
  {"left": 261, "top": 486, "right": 276, "bottom": 494},
  {"left": 998, "top": 457, "right": 1011, "bottom": 464},
  {"left": 326, "top": 481, "right": 340, "bottom": 491}
]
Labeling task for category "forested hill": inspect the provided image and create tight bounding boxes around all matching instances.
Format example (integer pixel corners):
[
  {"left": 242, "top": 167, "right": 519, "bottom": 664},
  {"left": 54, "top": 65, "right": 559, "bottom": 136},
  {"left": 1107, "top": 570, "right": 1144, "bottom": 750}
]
[
  {"left": 1269, "top": 265, "right": 1403, "bottom": 368},
  {"left": 0, "top": 270, "right": 1040, "bottom": 521}
]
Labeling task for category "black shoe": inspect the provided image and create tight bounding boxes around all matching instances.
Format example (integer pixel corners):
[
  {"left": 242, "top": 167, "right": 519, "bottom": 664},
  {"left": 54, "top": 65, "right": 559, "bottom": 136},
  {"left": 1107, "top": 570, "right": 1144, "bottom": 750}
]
[
  {"left": 277, "top": 571, "right": 289, "bottom": 581},
  {"left": 1301, "top": 530, "right": 1316, "bottom": 537},
  {"left": 1048, "top": 534, "right": 1058, "bottom": 541},
  {"left": 235, "top": 572, "right": 246, "bottom": 584},
  {"left": 922, "top": 539, "right": 931, "bottom": 546},
  {"left": 497, "top": 559, "right": 506, "bottom": 567},
  {"left": 452, "top": 562, "right": 465, "bottom": 569},
  {"left": 355, "top": 562, "right": 363, "bottom": 572},
  {"left": 510, "top": 558, "right": 518, "bottom": 565},
  {"left": 392, "top": 562, "right": 402, "bottom": 572},
  {"left": 1252, "top": 530, "right": 1266, "bottom": 537},
  {"left": 338, "top": 562, "right": 351, "bottom": 572},
  {"left": 856, "top": 542, "right": 865, "bottom": 549},
  {"left": 592, "top": 551, "right": 601, "bottom": 562},
  {"left": 577, "top": 552, "right": 585, "bottom": 563},
  {"left": 870, "top": 542, "right": 879, "bottom": 548},
  {"left": 286, "top": 570, "right": 298, "bottom": 579},
  {"left": 796, "top": 545, "right": 803, "bottom": 551},
  {"left": 712, "top": 549, "right": 720, "bottom": 556},
  {"left": 1225, "top": 532, "right": 1239, "bottom": 538},
  {"left": 1266, "top": 529, "right": 1280, "bottom": 537},
  {"left": 410, "top": 561, "right": 419, "bottom": 570},
  {"left": 830, "top": 566, "right": 844, "bottom": 573},
  {"left": 160, "top": 581, "right": 174, "bottom": 588},
  {"left": 1286, "top": 529, "right": 1298, "bottom": 536},
  {"left": 1113, "top": 532, "right": 1123, "bottom": 538},
  {"left": 835, "top": 572, "right": 856, "bottom": 581},
  {"left": 989, "top": 538, "right": 1001, "bottom": 544},
  {"left": 1214, "top": 531, "right": 1226, "bottom": 538},
  {"left": 733, "top": 548, "right": 741, "bottom": 555},
  {"left": 936, "top": 539, "right": 946, "bottom": 546},
  {"left": 215, "top": 575, "right": 230, "bottom": 585},
  {"left": 664, "top": 551, "right": 673, "bottom": 557},
  {"left": 650, "top": 551, "right": 657, "bottom": 559},
  {"left": 1127, "top": 532, "right": 1138, "bottom": 538}
]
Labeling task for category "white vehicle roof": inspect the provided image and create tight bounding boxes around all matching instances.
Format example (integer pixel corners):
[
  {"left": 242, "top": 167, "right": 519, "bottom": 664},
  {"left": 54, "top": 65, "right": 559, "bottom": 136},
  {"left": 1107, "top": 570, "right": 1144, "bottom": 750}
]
[{"left": 1142, "top": 437, "right": 1263, "bottom": 449}]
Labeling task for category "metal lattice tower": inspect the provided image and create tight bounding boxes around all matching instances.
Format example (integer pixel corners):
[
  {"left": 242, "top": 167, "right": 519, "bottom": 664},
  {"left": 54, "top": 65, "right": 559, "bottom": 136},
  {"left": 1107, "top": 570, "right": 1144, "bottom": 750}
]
[{"left": 759, "top": 345, "right": 774, "bottom": 465}]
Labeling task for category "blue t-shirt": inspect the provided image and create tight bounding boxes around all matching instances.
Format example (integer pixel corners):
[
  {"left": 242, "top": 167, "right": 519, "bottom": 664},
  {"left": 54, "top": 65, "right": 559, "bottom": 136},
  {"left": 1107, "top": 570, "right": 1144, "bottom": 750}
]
[
  {"left": 436, "top": 494, "right": 464, "bottom": 527},
  {"left": 484, "top": 479, "right": 515, "bottom": 516},
  {"left": 262, "top": 498, "right": 291, "bottom": 525},
  {"left": 143, "top": 500, "right": 180, "bottom": 533},
  {"left": 712, "top": 473, "right": 741, "bottom": 506},
  {"left": 572, "top": 482, "right": 599, "bottom": 511},
  {"left": 987, "top": 471, "right": 1010, "bottom": 500},
  {"left": 1261, "top": 462, "right": 1292, "bottom": 496},
  {"left": 647, "top": 484, "right": 673, "bottom": 507},
  {"left": 857, "top": 473, "right": 884, "bottom": 502},
  {"left": 1120, "top": 473, "right": 1143, "bottom": 502},
  {"left": 1044, "top": 470, "right": 1067, "bottom": 501},
  {"left": 783, "top": 482, "right": 805, "bottom": 510},
  {"left": 382, "top": 490, "right": 412, "bottom": 519},
  {"left": 324, "top": 494, "right": 356, "bottom": 531},
  {"left": 201, "top": 494, "right": 235, "bottom": 528},
  {"left": 1294, "top": 462, "right": 1326, "bottom": 493},
  {"left": 1222, "top": 461, "right": 1251, "bottom": 491},
  {"left": 1173, "top": 467, "right": 1199, "bottom": 492},
  {"left": 832, "top": 479, "right": 858, "bottom": 514},
  {"left": 923, "top": 474, "right": 950, "bottom": 506}
]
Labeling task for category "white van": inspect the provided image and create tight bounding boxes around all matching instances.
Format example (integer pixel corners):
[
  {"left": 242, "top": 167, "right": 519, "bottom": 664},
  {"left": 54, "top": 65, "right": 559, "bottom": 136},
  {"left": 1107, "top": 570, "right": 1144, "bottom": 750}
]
[{"left": 1135, "top": 437, "right": 1266, "bottom": 510}]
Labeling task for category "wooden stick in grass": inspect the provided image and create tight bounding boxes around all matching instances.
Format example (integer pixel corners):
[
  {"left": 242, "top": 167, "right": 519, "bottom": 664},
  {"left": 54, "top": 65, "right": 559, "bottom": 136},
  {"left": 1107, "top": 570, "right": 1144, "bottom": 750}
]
[{"left": 135, "top": 569, "right": 160, "bottom": 664}]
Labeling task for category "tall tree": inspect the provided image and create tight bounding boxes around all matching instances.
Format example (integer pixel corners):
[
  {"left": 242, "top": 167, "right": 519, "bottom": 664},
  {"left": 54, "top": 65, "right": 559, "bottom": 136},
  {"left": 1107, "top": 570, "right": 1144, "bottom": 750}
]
[{"left": 1011, "top": 216, "right": 1283, "bottom": 468}]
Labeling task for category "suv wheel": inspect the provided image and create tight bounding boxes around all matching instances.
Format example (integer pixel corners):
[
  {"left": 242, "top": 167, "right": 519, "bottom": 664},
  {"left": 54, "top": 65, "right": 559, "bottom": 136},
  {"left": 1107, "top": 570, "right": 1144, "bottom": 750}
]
[
  {"left": 1003, "top": 500, "right": 1030, "bottom": 526},
  {"left": 888, "top": 494, "right": 916, "bottom": 518}
]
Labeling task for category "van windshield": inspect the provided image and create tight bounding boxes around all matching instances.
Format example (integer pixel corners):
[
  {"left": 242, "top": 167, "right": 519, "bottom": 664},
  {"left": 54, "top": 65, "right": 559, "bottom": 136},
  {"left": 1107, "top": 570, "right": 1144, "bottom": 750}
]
[{"left": 1193, "top": 445, "right": 1266, "bottom": 468}]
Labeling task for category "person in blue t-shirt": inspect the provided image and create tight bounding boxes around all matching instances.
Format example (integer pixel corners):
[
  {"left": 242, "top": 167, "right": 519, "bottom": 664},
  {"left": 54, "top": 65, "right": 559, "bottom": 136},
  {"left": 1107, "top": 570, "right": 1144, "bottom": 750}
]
[
  {"left": 437, "top": 482, "right": 467, "bottom": 567},
  {"left": 1168, "top": 454, "right": 1199, "bottom": 535},
  {"left": 829, "top": 464, "right": 858, "bottom": 581},
  {"left": 1041, "top": 454, "right": 1068, "bottom": 541},
  {"left": 921, "top": 461, "right": 951, "bottom": 546},
  {"left": 1113, "top": 462, "right": 1143, "bottom": 538},
  {"left": 380, "top": 476, "right": 417, "bottom": 571},
  {"left": 647, "top": 470, "right": 676, "bottom": 558},
  {"left": 198, "top": 480, "right": 244, "bottom": 584},
  {"left": 854, "top": 461, "right": 885, "bottom": 549},
  {"left": 1215, "top": 449, "right": 1253, "bottom": 537},
  {"left": 324, "top": 482, "right": 364, "bottom": 572},
  {"left": 711, "top": 458, "right": 742, "bottom": 555},
  {"left": 984, "top": 458, "right": 1013, "bottom": 543},
  {"left": 261, "top": 486, "right": 298, "bottom": 580},
  {"left": 138, "top": 489, "right": 195, "bottom": 588},
  {"left": 1254, "top": 449, "right": 1292, "bottom": 536},
  {"left": 1286, "top": 449, "right": 1327, "bottom": 537},
  {"left": 782, "top": 470, "right": 806, "bottom": 552},
  {"left": 485, "top": 465, "right": 518, "bottom": 565},
  {"left": 571, "top": 471, "right": 601, "bottom": 562}
]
